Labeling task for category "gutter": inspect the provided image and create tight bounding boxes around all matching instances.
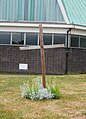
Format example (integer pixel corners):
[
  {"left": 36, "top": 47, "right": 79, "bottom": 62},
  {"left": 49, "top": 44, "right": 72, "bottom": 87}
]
[
  {"left": 65, "top": 28, "right": 71, "bottom": 74},
  {"left": 0, "top": 21, "right": 86, "bottom": 30}
]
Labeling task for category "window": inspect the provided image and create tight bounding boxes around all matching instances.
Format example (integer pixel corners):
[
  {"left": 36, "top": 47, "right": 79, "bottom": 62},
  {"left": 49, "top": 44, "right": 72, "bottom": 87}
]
[
  {"left": 26, "top": 33, "right": 38, "bottom": 45},
  {"left": 0, "top": 32, "right": 11, "bottom": 44},
  {"left": 80, "top": 36, "right": 86, "bottom": 48},
  {"left": 12, "top": 33, "right": 24, "bottom": 45},
  {"left": 71, "top": 35, "right": 79, "bottom": 47},
  {"left": 54, "top": 34, "right": 65, "bottom": 45},
  {"left": 43, "top": 34, "right": 52, "bottom": 45}
]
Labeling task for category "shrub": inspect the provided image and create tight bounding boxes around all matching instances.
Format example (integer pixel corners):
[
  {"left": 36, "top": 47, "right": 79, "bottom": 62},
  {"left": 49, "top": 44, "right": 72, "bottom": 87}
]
[
  {"left": 20, "top": 78, "right": 61, "bottom": 100},
  {"left": 48, "top": 85, "right": 60, "bottom": 99}
]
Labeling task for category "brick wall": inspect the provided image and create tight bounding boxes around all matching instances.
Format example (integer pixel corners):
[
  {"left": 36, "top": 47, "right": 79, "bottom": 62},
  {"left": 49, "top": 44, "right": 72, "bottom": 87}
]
[
  {"left": 0, "top": 45, "right": 86, "bottom": 74},
  {"left": 68, "top": 48, "right": 86, "bottom": 74},
  {"left": 0, "top": 45, "right": 65, "bottom": 74}
]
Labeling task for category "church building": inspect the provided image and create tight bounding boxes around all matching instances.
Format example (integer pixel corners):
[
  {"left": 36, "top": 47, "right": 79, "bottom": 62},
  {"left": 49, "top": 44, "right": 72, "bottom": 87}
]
[{"left": 0, "top": 0, "right": 86, "bottom": 74}]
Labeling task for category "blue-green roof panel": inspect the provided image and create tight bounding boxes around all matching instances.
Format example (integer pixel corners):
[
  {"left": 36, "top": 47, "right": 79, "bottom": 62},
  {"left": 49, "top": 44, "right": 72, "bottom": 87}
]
[
  {"left": 62, "top": 0, "right": 86, "bottom": 26},
  {"left": 0, "top": 0, "right": 64, "bottom": 22}
]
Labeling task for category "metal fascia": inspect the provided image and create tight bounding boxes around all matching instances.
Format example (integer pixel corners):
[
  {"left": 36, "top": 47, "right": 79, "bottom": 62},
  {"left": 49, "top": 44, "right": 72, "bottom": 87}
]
[{"left": 0, "top": 22, "right": 74, "bottom": 29}]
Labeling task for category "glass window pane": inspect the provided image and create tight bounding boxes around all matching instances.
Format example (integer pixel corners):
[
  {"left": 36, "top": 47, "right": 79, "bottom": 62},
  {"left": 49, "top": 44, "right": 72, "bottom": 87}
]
[
  {"left": 71, "top": 36, "right": 79, "bottom": 47},
  {"left": 0, "top": 32, "right": 10, "bottom": 44},
  {"left": 80, "top": 37, "right": 86, "bottom": 48},
  {"left": 12, "top": 33, "right": 24, "bottom": 45},
  {"left": 43, "top": 34, "right": 52, "bottom": 45},
  {"left": 54, "top": 34, "right": 65, "bottom": 44},
  {"left": 26, "top": 33, "right": 38, "bottom": 45}
]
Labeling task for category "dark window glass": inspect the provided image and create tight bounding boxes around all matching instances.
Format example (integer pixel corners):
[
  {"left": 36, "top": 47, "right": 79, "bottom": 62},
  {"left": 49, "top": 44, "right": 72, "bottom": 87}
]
[
  {"left": 26, "top": 33, "right": 38, "bottom": 45},
  {"left": 54, "top": 35, "right": 65, "bottom": 44},
  {"left": 43, "top": 34, "right": 52, "bottom": 45},
  {"left": 80, "top": 37, "right": 86, "bottom": 48},
  {"left": 12, "top": 33, "right": 24, "bottom": 45},
  {"left": 71, "top": 36, "right": 79, "bottom": 47},
  {"left": 0, "top": 32, "right": 10, "bottom": 44}
]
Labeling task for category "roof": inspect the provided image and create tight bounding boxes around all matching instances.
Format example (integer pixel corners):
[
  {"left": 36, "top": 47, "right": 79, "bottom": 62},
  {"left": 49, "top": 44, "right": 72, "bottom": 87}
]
[
  {"left": 0, "top": 0, "right": 64, "bottom": 22},
  {"left": 0, "top": 0, "right": 86, "bottom": 27},
  {"left": 62, "top": 0, "right": 86, "bottom": 26}
]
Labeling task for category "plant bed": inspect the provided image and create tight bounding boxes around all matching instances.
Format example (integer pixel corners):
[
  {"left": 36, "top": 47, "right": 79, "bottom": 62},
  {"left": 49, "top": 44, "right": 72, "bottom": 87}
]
[{"left": 20, "top": 78, "right": 61, "bottom": 100}]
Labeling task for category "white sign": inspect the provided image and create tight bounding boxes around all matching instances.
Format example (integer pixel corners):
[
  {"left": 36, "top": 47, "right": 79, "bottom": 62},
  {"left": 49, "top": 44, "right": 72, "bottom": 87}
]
[{"left": 19, "top": 63, "right": 28, "bottom": 70}]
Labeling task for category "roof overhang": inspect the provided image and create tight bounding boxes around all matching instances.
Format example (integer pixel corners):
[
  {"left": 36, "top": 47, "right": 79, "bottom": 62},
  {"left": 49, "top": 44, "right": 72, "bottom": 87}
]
[{"left": 0, "top": 21, "right": 86, "bottom": 31}]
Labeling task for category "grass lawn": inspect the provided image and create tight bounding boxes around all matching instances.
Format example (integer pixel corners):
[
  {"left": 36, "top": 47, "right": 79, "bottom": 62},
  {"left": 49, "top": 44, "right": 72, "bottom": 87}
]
[{"left": 0, "top": 74, "right": 86, "bottom": 119}]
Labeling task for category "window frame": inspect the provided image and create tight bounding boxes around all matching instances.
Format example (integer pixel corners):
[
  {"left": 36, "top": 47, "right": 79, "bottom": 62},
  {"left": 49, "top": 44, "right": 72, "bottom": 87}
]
[
  {"left": 53, "top": 34, "right": 66, "bottom": 46},
  {"left": 12, "top": 32, "right": 25, "bottom": 45},
  {"left": 70, "top": 35, "right": 79, "bottom": 48},
  {"left": 43, "top": 33, "right": 52, "bottom": 45},
  {"left": 80, "top": 36, "right": 86, "bottom": 48},
  {"left": 26, "top": 32, "right": 39, "bottom": 46},
  {"left": 0, "top": 31, "right": 11, "bottom": 45}
]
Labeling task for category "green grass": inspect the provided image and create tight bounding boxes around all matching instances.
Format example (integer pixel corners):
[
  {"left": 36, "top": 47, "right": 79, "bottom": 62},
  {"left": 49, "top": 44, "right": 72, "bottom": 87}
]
[{"left": 0, "top": 74, "right": 86, "bottom": 119}]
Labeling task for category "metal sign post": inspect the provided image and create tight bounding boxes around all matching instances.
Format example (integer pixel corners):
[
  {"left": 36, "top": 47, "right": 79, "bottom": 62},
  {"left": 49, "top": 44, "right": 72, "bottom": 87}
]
[{"left": 39, "top": 24, "right": 46, "bottom": 88}]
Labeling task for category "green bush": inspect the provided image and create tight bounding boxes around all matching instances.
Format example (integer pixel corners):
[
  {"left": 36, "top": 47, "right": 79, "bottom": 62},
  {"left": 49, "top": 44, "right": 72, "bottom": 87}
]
[
  {"left": 20, "top": 78, "right": 61, "bottom": 100},
  {"left": 49, "top": 85, "right": 61, "bottom": 99}
]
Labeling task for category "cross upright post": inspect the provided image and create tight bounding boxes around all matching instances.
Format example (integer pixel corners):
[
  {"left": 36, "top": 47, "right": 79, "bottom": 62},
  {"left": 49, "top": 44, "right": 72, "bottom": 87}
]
[{"left": 39, "top": 24, "right": 46, "bottom": 88}]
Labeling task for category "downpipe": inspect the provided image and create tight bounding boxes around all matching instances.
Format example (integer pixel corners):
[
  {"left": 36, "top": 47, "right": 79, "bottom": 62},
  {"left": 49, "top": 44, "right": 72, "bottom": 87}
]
[{"left": 65, "top": 28, "right": 71, "bottom": 74}]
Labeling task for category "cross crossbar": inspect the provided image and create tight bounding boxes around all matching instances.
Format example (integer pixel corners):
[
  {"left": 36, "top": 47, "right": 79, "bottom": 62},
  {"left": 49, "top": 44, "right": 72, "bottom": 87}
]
[{"left": 20, "top": 44, "right": 64, "bottom": 50}]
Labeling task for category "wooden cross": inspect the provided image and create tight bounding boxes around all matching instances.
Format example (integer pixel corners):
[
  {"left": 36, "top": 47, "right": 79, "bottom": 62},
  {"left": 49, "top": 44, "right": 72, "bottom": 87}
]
[
  {"left": 20, "top": 24, "right": 46, "bottom": 88},
  {"left": 39, "top": 24, "right": 46, "bottom": 88},
  {"left": 20, "top": 24, "right": 64, "bottom": 88}
]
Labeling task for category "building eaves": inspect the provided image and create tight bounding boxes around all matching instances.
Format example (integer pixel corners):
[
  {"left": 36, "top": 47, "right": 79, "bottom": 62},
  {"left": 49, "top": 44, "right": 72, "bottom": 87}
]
[{"left": 0, "top": 21, "right": 86, "bottom": 31}]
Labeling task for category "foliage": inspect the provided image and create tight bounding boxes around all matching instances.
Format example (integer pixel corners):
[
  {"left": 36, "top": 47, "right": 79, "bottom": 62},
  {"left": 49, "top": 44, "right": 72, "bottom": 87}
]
[
  {"left": 48, "top": 85, "right": 61, "bottom": 99},
  {"left": 20, "top": 78, "right": 61, "bottom": 100},
  {"left": 82, "top": 111, "right": 86, "bottom": 115}
]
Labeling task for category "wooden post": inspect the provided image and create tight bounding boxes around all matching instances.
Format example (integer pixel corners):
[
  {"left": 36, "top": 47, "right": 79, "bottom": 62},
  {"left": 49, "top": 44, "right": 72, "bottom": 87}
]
[{"left": 39, "top": 24, "right": 46, "bottom": 88}]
